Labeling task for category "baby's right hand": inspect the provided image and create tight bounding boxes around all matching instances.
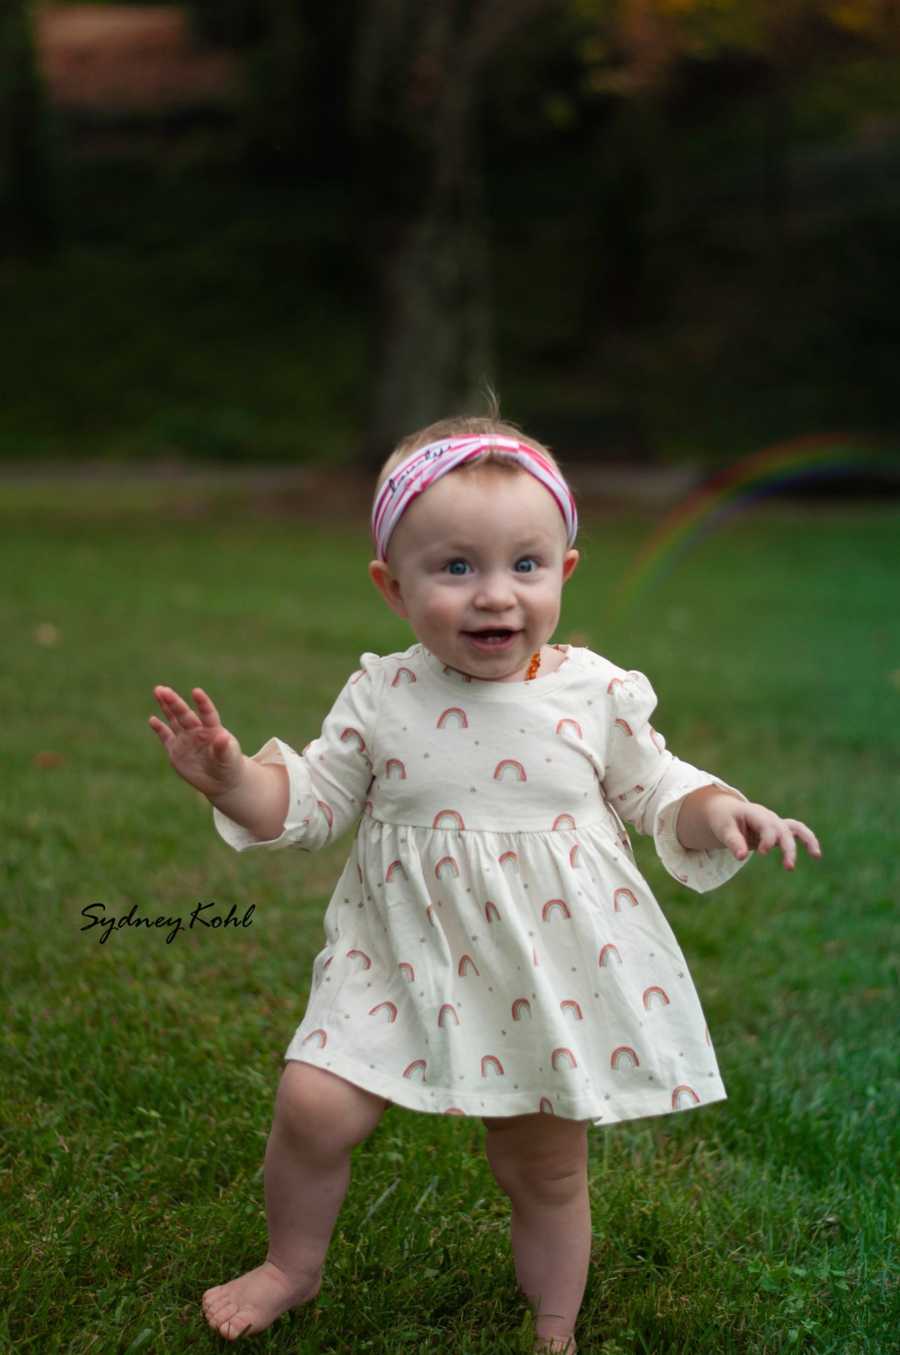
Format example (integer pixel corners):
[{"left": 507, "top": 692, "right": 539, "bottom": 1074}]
[{"left": 149, "top": 686, "right": 244, "bottom": 799}]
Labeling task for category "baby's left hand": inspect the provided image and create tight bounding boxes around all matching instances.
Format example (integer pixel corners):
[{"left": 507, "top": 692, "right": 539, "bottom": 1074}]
[{"left": 707, "top": 797, "right": 822, "bottom": 869}]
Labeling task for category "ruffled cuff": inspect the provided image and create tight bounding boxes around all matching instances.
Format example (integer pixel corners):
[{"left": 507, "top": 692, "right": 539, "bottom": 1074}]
[
  {"left": 654, "top": 774, "right": 750, "bottom": 893},
  {"left": 213, "top": 737, "right": 318, "bottom": 853}
]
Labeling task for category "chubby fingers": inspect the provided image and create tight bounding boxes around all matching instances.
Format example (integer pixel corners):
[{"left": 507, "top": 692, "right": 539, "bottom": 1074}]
[
  {"left": 756, "top": 815, "right": 823, "bottom": 870},
  {"left": 783, "top": 818, "right": 822, "bottom": 864},
  {"left": 753, "top": 815, "right": 782, "bottom": 858},
  {"left": 190, "top": 687, "right": 224, "bottom": 729},
  {"left": 153, "top": 684, "right": 202, "bottom": 733},
  {"left": 775, "top": 820, "right": 797, "bottom": 869},
  {"left": 148, "top": 712, "right": 175, "bottom": 748},
  {"left": 720, "top": 823, "right": 750, "bottom": 861},
  {"left": 152, "top": 684, "right": 224, "bottom": 731}
]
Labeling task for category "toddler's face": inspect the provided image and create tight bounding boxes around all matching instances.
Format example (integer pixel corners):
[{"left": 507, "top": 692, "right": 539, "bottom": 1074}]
[{"left": 369, "top": 466, "right": 579, "bottom": 682}]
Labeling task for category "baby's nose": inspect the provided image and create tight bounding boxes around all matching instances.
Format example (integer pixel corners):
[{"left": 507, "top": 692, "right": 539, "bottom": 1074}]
[{"left": 473, "top": 573, "right": 516, "bottom": 607}]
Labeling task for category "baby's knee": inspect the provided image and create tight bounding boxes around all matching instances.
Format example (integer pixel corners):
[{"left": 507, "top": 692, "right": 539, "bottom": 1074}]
[
  {"left": 272, "top": 1060, "right": 389, "bottom": 1155},
  {"left": 485, "top": 1117, "right": 589, "bottom": 1204}
]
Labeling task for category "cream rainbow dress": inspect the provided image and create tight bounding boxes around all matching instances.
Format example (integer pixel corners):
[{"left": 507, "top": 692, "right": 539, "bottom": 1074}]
[{"left": 214, "top": 643, "right": 749, "bottom": 1127}]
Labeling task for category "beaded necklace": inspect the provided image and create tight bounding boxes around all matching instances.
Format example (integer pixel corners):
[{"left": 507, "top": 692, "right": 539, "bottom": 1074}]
[{"left": 525, "top": 649, "right": 542, "bottom": 681}]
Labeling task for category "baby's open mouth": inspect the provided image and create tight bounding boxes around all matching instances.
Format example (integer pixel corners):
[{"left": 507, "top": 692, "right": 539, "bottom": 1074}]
[{"left": 463, "top": 628, "right": 519, "bottom": 646}]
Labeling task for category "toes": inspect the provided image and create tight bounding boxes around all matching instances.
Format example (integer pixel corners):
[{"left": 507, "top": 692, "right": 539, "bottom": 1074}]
[
  {"left": 203, "top": 1300, "right": 254, "bottom": 1340},
  {"left": 222, "top": 1314, "right": 255, "bottom": 1340},
  {"left": 203, "top": 1293, "right": 232, "bottom": 1320},
  {"left": 202, "top": 1295, "right": 244, "bottom": 1333}
]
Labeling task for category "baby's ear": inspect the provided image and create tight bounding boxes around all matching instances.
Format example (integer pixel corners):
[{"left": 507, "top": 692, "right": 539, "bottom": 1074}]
[
  {"left": 562, "top": 549, "right": 580, "bottom": 583},
  {"left": 368, "top": 559, "right": 409, "bottom": 618}
]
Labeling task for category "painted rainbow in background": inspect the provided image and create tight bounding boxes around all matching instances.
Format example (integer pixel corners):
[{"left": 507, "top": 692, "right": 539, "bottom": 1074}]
[{"left": 609, "top": 435, "right": 895, "bottom": 619}]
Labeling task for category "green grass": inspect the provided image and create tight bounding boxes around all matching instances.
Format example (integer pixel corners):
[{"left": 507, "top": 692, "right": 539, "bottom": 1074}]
[{"left": 1, "top": 488, "right": 897, "bottom": 1353}]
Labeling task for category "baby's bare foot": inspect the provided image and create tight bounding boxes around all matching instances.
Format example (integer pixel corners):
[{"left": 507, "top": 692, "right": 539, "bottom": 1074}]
[
  {"left": 201, "top": 1259, "right": 321, "bottom": 1340},
  {"left": 533, "top": 1338, "right": 577, "bottom": 1354}
]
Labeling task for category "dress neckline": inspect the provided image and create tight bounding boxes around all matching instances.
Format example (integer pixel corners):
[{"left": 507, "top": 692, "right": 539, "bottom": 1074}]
[{"left": 419, "top": 643, "right": 578, "bottom": 699}]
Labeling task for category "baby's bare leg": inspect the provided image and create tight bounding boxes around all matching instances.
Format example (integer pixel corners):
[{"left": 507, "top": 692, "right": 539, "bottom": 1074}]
[
  {"left": 202, "top": 1062, "right": 389, "bottom": 1341},
  {"left": 484, "top": 1114, "right": 591, "bottom": 1353}
]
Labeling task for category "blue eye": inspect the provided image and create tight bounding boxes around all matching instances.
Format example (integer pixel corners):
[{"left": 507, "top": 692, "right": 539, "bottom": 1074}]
[
  {"left": 446, "top": 559, "right": 471, "bottom": 576},
  {"left": 516, "top": 557, "right": 539, "bottom": 573}
]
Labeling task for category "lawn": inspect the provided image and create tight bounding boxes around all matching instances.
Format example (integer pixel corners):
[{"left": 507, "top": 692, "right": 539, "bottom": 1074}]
[{"left": 1, "top": 487, "right": 897, "bottom": 1353}]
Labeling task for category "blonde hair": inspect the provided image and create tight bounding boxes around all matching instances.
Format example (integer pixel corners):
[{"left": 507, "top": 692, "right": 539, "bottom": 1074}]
[{"left": 374, "top": 410, "right": 565, "bottom": 496}]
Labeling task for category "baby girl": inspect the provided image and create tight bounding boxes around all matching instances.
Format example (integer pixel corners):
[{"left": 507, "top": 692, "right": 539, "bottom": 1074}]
[{"left": 149, "top": 416, "right": 821, "bottom": 1352}]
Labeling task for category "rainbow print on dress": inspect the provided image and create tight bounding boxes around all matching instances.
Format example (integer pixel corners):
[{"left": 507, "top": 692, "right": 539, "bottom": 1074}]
[
  {"left": 494, "top": 758, "right": 528, "bottom": 782},
  {"left": 432, "top": 808, "right": 465, "bottom": 830},
  {"left": 340, "top": 726, "right": 366, "bottom": 752},
  {"left": 437, "top": 706, "right": 468, "bottom": 729},
  {"left": 642, "top": 985, "right": 670, "bottom": 1009}
]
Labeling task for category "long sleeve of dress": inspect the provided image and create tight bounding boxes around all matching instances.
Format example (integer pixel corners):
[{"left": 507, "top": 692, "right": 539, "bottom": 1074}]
[
  {"left": 601, "top": 667, "right": 750, "bottom": 893},
  {"left": 212, "top": 653, "right": 382, "bottom": 853}
]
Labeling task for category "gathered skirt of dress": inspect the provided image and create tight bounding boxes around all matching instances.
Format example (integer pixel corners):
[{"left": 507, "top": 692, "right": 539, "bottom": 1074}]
[{"left": 283, "top": 816, "right": 728, "bottom": 1127}]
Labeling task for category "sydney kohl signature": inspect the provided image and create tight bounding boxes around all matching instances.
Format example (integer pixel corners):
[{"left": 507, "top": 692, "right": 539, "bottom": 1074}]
[{"left": 80, "top": 900, "right": 255, "bottom": 945}]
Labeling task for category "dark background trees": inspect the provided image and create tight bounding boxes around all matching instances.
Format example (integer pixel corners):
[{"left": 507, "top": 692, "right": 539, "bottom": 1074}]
[
  {"left": 0, "top": 0, "right": 59, "bottom": 256},
  {"left": 3, "top": 0, "right": 899, "bottom": 468}
]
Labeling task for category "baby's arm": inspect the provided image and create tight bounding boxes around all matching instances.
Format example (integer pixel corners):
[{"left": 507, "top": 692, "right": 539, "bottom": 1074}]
[
  {"left": 601, "top": 665, "right": 824, "bottom": 891},
  {"left": 149, "top": 685, "right": 289, "bottom": 841},
  {"left": 676, "top": 784, "right": 821, "bottom": 869}
]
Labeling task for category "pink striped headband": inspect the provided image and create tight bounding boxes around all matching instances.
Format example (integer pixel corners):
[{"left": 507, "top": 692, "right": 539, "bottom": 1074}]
[{"left": 371, "top": 434, "right": 578, "bottom": 562}]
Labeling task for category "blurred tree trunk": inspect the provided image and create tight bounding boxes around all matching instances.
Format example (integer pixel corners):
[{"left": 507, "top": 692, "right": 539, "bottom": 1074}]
[
  {"left": 351, "top": 0, "right": 556, "bottom": 465},
  {"left": 0, "top": 0, "right": 57, "bottom": 257}
]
